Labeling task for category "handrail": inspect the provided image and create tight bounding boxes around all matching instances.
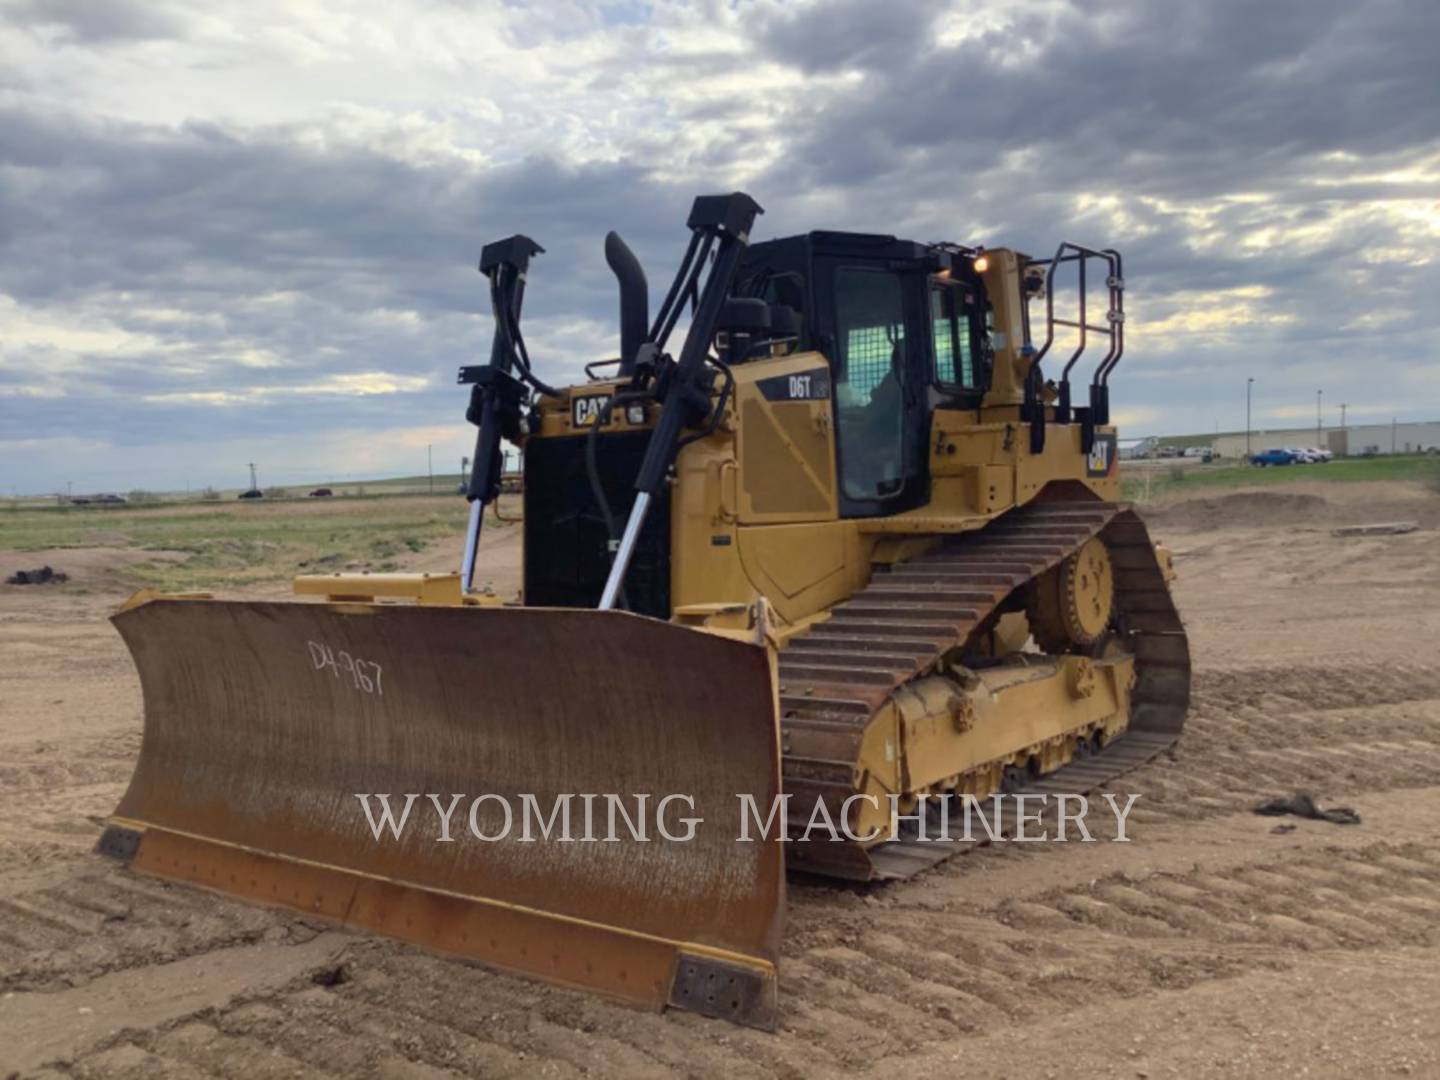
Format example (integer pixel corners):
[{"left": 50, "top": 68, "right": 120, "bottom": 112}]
[{"left": 1026, "top": 242, "right": 1125, "bottom": 452}]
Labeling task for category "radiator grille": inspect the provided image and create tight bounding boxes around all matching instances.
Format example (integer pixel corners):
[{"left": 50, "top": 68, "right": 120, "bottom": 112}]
[{"left": 522, "top": 432, "right": 671, "bottom": 618}]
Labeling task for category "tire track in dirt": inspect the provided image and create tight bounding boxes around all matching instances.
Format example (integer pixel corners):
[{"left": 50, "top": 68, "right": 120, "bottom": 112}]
[
  {"left": 769, "top": 840, "right": 1440, "bottom": 1068},
  {"left": 51, "top": 838, "right": 1440, "bottom": 1078},
  {"left": 0, "top": 864, "right": 304, "bottom": 994},
  {"left": 23, "top": 657, "right": 1440, "bottom": 1074},
  {"left": 1111, "top": 661, "right": 1440, "bottom": 828},
  {"left": 14, "top": 510, "right": 1440, "bottom": 1077},
  {"left": 98, "top": 1021, "right": 331, "bottom": 1080},
  {"left": 0, "top": 731, "right": 142, "bottom": 871},
  {"left": 0, "top": 730, "right": 140, "bottom": 790}
]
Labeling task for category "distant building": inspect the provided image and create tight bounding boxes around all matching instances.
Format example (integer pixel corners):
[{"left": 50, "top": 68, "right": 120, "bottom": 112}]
[
  {"left": 1333, "top": 421, "right": 1440, "bottom": 456},
  {"left": 1212, "top": 420, "right": 1440, "bottom": 459},
  {"left": 1117, "top": 436, "right": 1159, "bottom": 460}
]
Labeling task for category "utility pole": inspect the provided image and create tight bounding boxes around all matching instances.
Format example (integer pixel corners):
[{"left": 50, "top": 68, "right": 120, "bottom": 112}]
[
  {"left": 1246, "top": 377, "right": 1254, "bottom": 458},
  {"left": 1339, "top": 403, "right": 1348, "bottom": 457},
  {"left": 1316, "top": 389, "right": 1323, "bottom": 447},
  {"left": 1392, "top": 417, "right": 1397, "bottom": 455},
  {"left": 247, "top": 463, "right": 258, "bottom": 491}
]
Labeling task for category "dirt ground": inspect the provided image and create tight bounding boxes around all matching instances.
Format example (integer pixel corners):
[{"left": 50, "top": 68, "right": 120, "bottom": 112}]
[{"left": 2, "top": 482, "right": 1438, "bottom": 1078}]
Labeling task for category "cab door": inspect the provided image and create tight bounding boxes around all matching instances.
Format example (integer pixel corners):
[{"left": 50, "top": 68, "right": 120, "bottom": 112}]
[{"left": 816, "top": 259, "right": 931, "bottom": 518}]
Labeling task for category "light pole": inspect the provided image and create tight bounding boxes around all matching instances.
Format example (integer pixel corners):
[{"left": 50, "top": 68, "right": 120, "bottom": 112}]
[
  {"left": 1246, "top": 377, "right": 1254, "bottom": 458},
  {"left": 1339, "top": 403, "right": 1348, "bottom": 457},
  {"left": 1316, "top": 389, "right": 1323, "bottom": 448}
]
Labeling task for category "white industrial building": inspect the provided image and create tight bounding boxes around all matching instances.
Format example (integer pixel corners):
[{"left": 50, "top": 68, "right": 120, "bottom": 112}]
[
  {"left": 1118, "top": 436, "right": 1160, "bottom": 460},
  {"left": 1211, "top": 420, "right": 1440, "bottom": 459}
]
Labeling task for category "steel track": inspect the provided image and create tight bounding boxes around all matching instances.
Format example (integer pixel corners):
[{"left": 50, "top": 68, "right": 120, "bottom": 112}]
[{"left": 777, "top": 499, "right": 1191, "bottom": 881}]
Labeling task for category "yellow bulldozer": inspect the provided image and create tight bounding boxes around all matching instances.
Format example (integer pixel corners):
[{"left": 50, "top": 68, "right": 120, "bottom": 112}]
[{"left": 101, "top": 193, "right": 1188, "bottom": 1030}]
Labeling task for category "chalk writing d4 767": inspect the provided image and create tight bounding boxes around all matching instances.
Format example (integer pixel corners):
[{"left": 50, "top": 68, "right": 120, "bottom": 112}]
[{"left": 308, "top": 640, "right": 384, "bottom": 695}]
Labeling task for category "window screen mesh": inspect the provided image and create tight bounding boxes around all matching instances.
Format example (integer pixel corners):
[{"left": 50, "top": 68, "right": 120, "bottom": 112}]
[
  {"left": 931, "top": 287, "right": 976, "bottom": 388},
  {"left": 933, "top": 320, "right": 975, "bottom": 386},
  {"left": 845, "top": 324, "right": 902, "bottom": 404}
]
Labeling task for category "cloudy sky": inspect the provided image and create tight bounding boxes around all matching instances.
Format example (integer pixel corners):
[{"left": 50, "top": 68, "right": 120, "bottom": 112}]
[{"left": 2, "top": 0, "right": 1437, "bottom": 494}]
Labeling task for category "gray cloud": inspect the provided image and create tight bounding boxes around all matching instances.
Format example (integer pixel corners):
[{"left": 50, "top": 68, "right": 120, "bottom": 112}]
[
  {"left": 0, "top": 96, "right": 710, "bottom": 486},
  {"left": 737, "top": 0, "right": 1439, "bottom": 418},
  {"left": 757, "top": 0, "right": 938, "bottom": 73},
  {"left": 754, "top": 0, "right": 1440, "bottom": 185},
  {"left": 1, "top": 0, "right": 1438, "bottom": 492},
  {"left": 2, "top": 0, "right": 191, "bottom": 44}
]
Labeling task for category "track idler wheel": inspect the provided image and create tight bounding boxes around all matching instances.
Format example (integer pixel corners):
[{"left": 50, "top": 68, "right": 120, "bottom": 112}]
[{"left": 1027, "top": 536, "right": 1115, "bottom": 653}]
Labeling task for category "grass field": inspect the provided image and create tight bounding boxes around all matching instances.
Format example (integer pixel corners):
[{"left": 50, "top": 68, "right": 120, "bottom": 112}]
[
  {"left": 2, "top": 471, "right": 497, "bottom": 509},
  {"left": 304, "top": 472, "right": 469, "bottom": 495},
  {"left": 6, "top": 457, "right": 1434, "bottom": 591},
  {"left": 1120, "top": 453, "right": 1440, "bottom": 502},
  {"left": 0, "top": 494, "right": 492, "bottom": 590}
]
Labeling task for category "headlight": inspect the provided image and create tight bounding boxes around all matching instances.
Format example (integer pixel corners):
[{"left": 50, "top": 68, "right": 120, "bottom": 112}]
[{"left": 626, "top": 404, "right": 646, "bottom": 425}]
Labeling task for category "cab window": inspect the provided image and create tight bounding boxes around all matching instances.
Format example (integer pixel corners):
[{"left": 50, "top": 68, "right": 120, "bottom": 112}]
[
  {"left": 930, "top": 278, "right": 989, "bottom": 391},
  {"left": 834, "top": 267, "right": 908, "bottom": 500},
  {"left": 760, "top": 272, "right": 805, "bottom": 320}
]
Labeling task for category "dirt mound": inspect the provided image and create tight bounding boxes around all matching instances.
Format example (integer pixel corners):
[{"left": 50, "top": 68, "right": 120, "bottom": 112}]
[
  {"left": 1142, "top": 491, "right": 1332, "bottom": 530},
  {"left": 0, "top": 547, "right": 189, "bottom": 593},
  {"left": 6, "top": 566, "right": 68, "bottom": 585}
]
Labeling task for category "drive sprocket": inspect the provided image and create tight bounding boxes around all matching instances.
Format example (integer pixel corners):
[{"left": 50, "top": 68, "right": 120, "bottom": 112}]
[{"left": 1027, "top": 535, "right": 1115, "bottom": 652}]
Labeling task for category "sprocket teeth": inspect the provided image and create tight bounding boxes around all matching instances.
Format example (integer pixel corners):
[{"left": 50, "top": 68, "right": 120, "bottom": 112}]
[{"left": 1027, "top": 536, "right": 1115, "bottom": 651}]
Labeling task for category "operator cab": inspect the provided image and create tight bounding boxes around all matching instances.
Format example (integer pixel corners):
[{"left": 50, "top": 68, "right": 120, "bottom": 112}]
[{"left": 736, "top": 232, "right": 993, "bottom": 518}]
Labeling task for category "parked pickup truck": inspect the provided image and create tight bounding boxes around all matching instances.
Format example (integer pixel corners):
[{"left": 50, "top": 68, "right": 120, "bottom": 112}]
[{"left": 1248, "top": 448, "right": 1296, "bottom": 467}]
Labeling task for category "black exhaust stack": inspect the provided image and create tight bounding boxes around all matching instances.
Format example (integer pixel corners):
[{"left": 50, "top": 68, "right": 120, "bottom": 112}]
[{"left": 605, "top": 231, "right": 648, "bottom": 375}]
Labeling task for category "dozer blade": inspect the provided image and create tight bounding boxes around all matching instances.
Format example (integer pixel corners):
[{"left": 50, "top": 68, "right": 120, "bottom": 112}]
[{"left": 102, "top": 597, "right": 784, "bottom": 1029}]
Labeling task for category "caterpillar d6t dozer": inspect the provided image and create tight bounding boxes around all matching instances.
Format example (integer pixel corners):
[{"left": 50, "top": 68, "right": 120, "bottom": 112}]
[{"left": 103, "top": 192, "right": 1188, "bottom": 1030}]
